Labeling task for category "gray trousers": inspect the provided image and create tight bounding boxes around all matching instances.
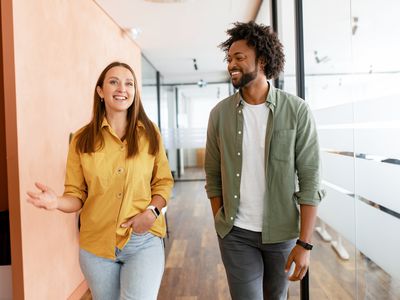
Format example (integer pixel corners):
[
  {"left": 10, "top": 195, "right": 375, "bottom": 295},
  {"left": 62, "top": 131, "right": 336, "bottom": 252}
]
[{"left": 218, "top": 226, "right": 296, "bottom": 300}]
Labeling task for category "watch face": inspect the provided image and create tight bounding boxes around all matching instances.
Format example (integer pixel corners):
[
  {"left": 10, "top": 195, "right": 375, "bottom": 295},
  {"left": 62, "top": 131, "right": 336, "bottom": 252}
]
[{"left": 154, "top": 207, "right": 160, "bottom": 216}]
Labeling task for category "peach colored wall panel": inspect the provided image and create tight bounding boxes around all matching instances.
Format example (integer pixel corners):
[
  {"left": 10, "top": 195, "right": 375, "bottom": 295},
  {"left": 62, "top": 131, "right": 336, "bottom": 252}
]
[{"left": 12, "top": 0, "right": 141, "bottom": 298}]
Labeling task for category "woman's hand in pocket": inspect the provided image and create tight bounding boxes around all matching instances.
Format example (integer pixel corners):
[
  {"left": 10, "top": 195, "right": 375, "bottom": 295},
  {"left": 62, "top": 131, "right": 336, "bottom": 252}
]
[{"left": 121, "top": 210, "right": 156, "bottom": 234}]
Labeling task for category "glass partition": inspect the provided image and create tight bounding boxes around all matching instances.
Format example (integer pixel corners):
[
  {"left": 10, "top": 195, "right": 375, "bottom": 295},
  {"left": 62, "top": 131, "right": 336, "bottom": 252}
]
[
  {"left": 351, "top": 0, "right": 400, "bottom": 297},
  {"left": 302, "top": 1, "right": 357, "bottom": 297},
  {"left": 290, "top": 0, "right": 400, "bottom": 298},
  {"left": 277, "top": 0, "right": 297, "bottom": 94},
  {"left": 140, "top": 55, "right": 231, "bottom": 181},
  {"left": 162, "top": 83, "right": 230, "bottom": 181},
  {"left": 141, "top": 55, "right": 159, "bottom": 124}
]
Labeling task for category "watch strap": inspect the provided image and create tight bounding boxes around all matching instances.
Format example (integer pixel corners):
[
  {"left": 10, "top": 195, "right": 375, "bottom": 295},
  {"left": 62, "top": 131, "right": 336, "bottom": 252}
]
[
  {"left": 296, "top": 239, "right": 313, "bottom": 250},
  {"left": 147, "top": 205, "right": 160, "bottom": 218}
]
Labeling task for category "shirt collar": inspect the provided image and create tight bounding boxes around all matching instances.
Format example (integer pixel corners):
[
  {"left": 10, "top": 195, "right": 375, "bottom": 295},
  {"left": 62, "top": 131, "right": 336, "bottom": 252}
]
[
  {"left": 101, "top": 117, "right": 111, "bottom": 128},
  {"left": 235, "top": 81, "right": 277, "bottom": 108},
  {"left": 101, "top": 117, "right": 145, "bottom": 129}
]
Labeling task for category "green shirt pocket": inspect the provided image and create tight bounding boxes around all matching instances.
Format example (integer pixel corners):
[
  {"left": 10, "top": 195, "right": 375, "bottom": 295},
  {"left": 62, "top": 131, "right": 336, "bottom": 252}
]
[{"left": 271, "top": 129, "right": 296, "bottom": 161}]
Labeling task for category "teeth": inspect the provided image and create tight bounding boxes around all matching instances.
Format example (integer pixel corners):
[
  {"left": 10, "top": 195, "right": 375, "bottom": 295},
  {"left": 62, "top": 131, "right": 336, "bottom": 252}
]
[{"left": 114, "top": 96, "right": 127, "bottom": 100}]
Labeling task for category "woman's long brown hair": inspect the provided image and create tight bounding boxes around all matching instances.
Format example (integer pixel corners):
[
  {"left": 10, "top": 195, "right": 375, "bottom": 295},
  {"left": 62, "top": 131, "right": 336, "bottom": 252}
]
[{"left": 75, "top": 62, "right": 159, "bottom": 157}]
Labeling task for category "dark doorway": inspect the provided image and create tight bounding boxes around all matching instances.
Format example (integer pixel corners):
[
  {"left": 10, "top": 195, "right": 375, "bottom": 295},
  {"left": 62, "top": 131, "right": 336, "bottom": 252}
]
[{"left": 0, "top": 0, "right": 11, "bottom": 266}]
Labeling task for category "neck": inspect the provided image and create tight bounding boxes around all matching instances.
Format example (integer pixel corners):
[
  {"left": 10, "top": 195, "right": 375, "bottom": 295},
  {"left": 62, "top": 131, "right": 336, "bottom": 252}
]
[
  {"left": 240, "top": 78, "right": 270, "bottom": 105},
  {"left": 105, "top": 111, "right": 128, "bottom": 139}
]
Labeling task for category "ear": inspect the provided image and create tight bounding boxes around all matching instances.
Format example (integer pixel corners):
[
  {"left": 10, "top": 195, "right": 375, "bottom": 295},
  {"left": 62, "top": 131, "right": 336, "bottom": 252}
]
[
  {"left": 258, "top": 58, "right": 266, "bottom": 71},
  {"left": 96, "top": 86, "right": 104, "bottom": 99}
]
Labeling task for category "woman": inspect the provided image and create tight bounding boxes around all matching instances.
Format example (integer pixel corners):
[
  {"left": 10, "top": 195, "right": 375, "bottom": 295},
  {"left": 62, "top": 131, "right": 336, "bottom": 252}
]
[{"left": 27, "top": 62, "right": 174, "bottom": 300}]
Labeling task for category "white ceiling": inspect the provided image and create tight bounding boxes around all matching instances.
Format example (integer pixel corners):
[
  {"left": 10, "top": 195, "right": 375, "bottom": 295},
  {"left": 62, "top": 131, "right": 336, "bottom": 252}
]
[
  {"left": 95, "top": 0, "right": 263, "bottom": 84},
  {"left": 94, "top": 0, "right": 400, "bottom": 85}
]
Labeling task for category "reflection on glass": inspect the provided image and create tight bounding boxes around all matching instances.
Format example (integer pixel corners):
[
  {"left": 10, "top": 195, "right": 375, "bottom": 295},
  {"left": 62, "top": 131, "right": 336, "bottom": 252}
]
[
  {"left": 351, "top": 1, "right": 400, "bottom": 297},
  {"left": 294, "top": 0, "right": 400, "bottom": 298}
]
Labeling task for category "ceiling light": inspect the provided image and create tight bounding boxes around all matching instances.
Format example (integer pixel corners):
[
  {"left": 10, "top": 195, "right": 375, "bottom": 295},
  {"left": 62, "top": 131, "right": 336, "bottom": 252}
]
[
  {"left": 197, "top": 79, "right": 207, "bottom": 88},
  {"left": 352, "top": 17, "right": 359, "bottom": 35},
  {"left": 128, "top": 28, "right": 142, "bottom": 40},
  {"left": 193, "top": 58, "right": 198, "bottom": 71}
]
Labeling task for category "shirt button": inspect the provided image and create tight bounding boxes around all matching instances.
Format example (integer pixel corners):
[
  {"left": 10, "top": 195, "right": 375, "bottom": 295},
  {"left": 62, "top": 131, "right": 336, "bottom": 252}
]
[
  {"left": 237, "top": 152, "right": 241, "bottom": 156},
  {"left": 236, "top": 173, "right": 240, "bottom": 177},
  {"left": 120, "top": 146, "right": 125, "bottom": 151},
  {"left": 230, "top": 217, "right": 234, "bottom": 220},
  {"left": 117, "top": 192, "right": 123, "bottom": 198},
  {"left": 117, "top": 167, "right": 124, "bottom": 174},
  {"left": 238, "top": 110, "right": 242, "bottom": 114},
  {"left": 238, "top": 131, "right": 242, "bottom": 135},
  {"left": 234, "top": 195, "right": 238, "bottom": 199}
]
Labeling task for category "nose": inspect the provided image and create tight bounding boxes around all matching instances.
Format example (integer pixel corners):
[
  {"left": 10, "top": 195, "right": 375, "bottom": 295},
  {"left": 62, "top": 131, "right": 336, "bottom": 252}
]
[
  {"left": 117, "top": 81, "right": 126, "bottom": 92},
  {"left": 228, "top": 59, "right": 236, "bottom": 71}
]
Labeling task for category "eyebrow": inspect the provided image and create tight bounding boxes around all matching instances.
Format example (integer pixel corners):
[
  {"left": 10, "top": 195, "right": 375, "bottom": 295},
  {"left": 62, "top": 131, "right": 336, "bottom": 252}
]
[
  {"left": 227, "top": 52, "right": 246, "bottom": 57},
  {"left": 107, "top": 76, "right": 134, "bottom": 81}
]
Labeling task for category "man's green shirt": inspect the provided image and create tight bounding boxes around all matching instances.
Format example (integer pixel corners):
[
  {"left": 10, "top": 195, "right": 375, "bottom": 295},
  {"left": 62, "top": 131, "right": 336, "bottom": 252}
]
[{"left": 205, "top": 85, "right": 325, "bottom": 243}]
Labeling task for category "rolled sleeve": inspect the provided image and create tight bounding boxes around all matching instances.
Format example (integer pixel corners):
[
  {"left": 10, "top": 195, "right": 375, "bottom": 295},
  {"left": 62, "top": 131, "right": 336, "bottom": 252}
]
[
  {"left": 295, "top": 189, "right": 326, "bottom": 206},
  {"left": 294, "top": 102, "right": 325, "bottom": 206},
  {"left": 205, "top": 111, "right": 222, "bottom": 199},
  {"left": 63, "top": 134, "right": 87, "bottom": 202},
  {"left": 151, "top": 131, "right": 174, "bottom": 202}
]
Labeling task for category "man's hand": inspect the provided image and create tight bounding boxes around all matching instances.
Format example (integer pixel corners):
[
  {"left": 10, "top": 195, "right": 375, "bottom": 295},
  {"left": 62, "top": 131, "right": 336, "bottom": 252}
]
[
  {"left": 285, "top": 245, "right": 311, "bottom": 281},
  {"left": 210, "top": 197, "right": 222, "bottom": 217}
]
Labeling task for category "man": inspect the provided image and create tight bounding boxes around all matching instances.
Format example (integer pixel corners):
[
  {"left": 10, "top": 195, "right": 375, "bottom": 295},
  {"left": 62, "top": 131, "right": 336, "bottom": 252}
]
[{"left": 205, "top": 21, "right": 325, "bottom": 300}]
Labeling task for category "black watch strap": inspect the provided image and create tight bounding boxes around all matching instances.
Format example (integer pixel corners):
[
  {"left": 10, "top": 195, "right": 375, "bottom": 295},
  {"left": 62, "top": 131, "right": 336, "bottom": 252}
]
[{"left": 296, "top": 239, "right": 313, "bottom": 250}]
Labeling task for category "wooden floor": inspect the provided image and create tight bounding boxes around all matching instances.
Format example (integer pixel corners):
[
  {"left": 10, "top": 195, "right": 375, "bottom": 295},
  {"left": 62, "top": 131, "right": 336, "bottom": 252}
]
[
  {"left": 174, "top": 166, "right": 206, "bottom": 182},
  {"left": 81, "top": 171, "right": 400, "bottom": 300},
  {"left": 158, "top": 179, "right": 229, "bottom": 300},
  {"left": 159, "top": 179, "right": 400, "bottom": 300}
]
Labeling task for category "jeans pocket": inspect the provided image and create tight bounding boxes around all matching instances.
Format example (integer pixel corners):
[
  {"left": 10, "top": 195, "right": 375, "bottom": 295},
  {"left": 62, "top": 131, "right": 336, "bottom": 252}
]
[{"left": 132, "top": 231, "right": 149, "bottom": 236}]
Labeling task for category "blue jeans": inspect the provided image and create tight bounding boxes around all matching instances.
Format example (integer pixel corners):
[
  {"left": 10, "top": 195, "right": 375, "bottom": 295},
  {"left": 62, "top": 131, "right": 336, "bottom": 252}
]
[
  {"left": 79, "top": 232, "right": 164, "bottom": 300},
  {"left": 218, "top": 226, "right": 296, "bottom": 300}
]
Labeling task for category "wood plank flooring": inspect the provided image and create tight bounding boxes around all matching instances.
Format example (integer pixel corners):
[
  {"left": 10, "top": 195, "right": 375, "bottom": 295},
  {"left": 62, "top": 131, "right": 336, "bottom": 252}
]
[
  {"left": 81, "top": 171, "right": 400, "bottom": 299},
  {"left": 159, "top": 179, "right": 400, "bottom": 300},
  {"left": 158, "top": 179, "right": 230, "bottom": 300}
]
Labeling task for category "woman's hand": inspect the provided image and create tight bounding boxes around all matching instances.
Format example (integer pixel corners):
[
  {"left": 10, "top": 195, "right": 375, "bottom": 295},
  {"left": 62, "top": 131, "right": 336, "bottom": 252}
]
[
  {"left": 26, "top": 182, "right": 59, "bottom": 210},
  {"left": 121, "top": 209, "right": 157, "bottom": 234}
]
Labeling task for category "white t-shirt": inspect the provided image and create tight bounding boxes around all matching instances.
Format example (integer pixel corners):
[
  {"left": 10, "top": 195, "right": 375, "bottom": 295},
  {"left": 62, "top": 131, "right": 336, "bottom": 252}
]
[{"left": 233, "top": 100, "right": 269, "bottom": 232}]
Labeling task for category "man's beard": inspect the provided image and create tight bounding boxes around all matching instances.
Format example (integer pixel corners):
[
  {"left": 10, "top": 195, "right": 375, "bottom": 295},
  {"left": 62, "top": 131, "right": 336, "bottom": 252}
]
[{"left": 232, "top": 68, "right": 258, "bottom": 89}]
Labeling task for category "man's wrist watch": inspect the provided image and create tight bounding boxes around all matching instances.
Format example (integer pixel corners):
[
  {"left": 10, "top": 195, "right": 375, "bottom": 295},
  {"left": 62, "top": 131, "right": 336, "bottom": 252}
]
[
  {"left": 147, "top": 205, "right": 160, "bottom": 219},
  {"left": 296, "top": 239, "right": 313, "bottom": 250}
]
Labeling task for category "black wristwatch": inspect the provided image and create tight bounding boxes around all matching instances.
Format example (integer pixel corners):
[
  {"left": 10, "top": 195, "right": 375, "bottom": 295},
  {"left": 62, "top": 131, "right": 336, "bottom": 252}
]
[{"left": 296, "top": 239, "right": 313, "bottom": 250}]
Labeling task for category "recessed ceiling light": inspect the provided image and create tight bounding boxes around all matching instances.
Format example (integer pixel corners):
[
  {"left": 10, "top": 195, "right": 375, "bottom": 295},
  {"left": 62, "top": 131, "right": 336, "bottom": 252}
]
[{"left": 129, "top": 28, "right": 142, "bottom": 39}]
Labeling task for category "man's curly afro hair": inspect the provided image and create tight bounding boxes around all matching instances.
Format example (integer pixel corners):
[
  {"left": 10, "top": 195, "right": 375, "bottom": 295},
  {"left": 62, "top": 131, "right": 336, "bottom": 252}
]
[{"left": 219, "top": 21, "right": 285, "bottom": 80}]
